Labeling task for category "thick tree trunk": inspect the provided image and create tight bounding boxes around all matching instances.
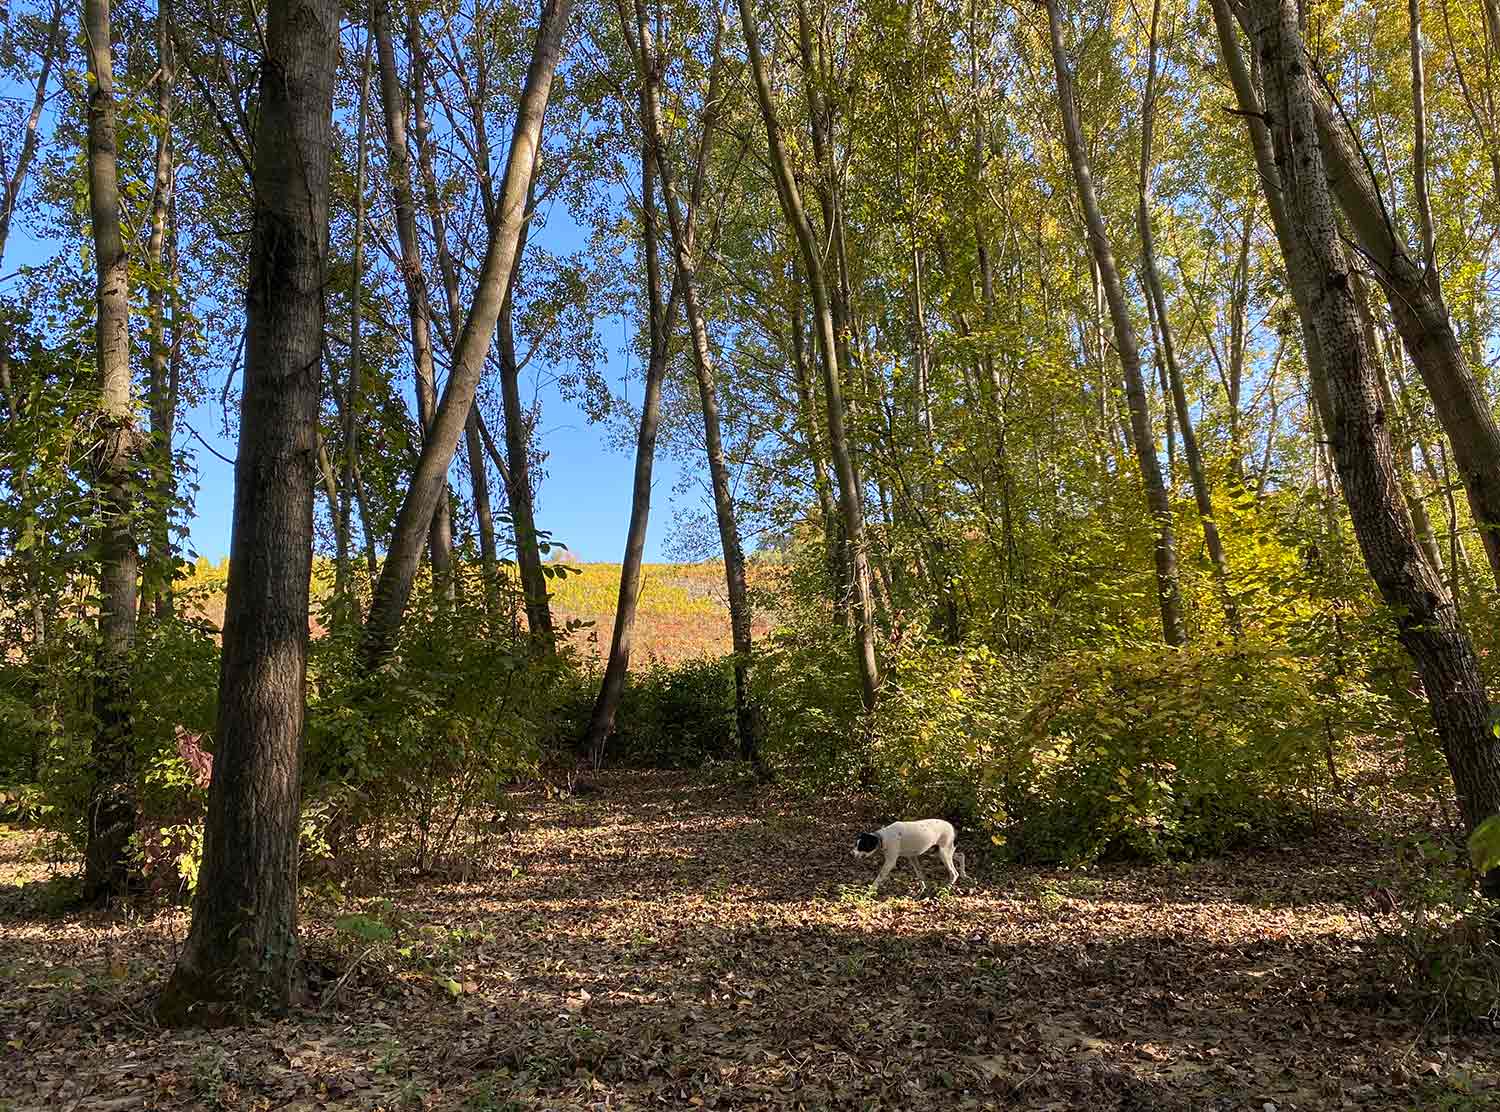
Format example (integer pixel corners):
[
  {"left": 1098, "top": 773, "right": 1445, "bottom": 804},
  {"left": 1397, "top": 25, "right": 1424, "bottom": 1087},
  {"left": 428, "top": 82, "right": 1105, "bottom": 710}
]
[
  {"left": 739, "top": 0, "right": 881, "bottom": 708},
  {"left": 1251, "top": 0, "right": 1500, "bottom": 897},
  {"left": 625, "top": 0, "right": 763, "bottom": 765},
  {"left": 362, "top": 0, "right": 570, "bottom": 667},
  {"left": 372, "top": 0, "right": 454, "bottom": 592},
  {"left": 581, "top": 134, "right": 679, "bottom": 768},
  {"left": 83, "top": 0, "right": 141, "bottom": 902},
  {"left": 1208, "top": 0, "right": 1332, "bottom": 428},
  {"left": 1298, "top": 57, "right": 1500, "bottom": 584},
  {"left": 156, "top": 0, "right": 339, "bottom": 1023},
  {"left": 1045, "top": 0, "right": 1186, "bottom": 647},
  {"left": 1137, "top": 0, "right": 1238, "bottom": 635},
  {"left": 142, "top": 0, "right": 177, "bottom": 621}
]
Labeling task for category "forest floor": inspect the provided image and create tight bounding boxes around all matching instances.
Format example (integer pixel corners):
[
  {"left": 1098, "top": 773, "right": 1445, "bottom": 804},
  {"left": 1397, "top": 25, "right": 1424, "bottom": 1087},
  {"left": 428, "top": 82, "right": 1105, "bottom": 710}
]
[{"left": 1, "top": 771, "right": 1497, "bottom": 1111}]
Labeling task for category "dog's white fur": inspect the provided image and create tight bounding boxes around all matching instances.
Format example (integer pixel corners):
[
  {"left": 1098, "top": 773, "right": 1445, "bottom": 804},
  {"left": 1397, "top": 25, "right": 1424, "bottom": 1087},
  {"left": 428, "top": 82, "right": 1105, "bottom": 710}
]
[{"left": 852, "top": 819, "right": 967, "bottom": 892}]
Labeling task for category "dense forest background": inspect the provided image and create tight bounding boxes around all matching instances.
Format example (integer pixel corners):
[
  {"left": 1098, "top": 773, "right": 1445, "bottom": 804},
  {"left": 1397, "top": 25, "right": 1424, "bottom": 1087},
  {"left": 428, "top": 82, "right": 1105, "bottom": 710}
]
[{"left": 3, "top": 0, "right": 1500, "bottom": 1067}]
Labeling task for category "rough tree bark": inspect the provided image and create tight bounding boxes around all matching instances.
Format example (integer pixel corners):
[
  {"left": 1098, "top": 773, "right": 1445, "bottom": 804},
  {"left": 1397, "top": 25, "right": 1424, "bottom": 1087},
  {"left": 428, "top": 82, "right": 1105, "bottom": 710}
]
[
  {"left": 738, "top": 0, "right": 881, "bottom": 708},
  {"left": 372, "top": 0, "right": 455, "bottom": 592},
  {"left": 361, "top": 0, "right": 570, "bottom": 667},
  {"left": 1044, "top": 0, "right": 1186, "bottom": 646},
  {"left": 1137, "top": 0, "right": 1238, "bottom": 635},
  {"left": 83, "top": 0, "right": 142, "bottom": 902},
  {"left": 624, "top": 0, "right": 763, "bottom": 765},
  {"left": 1251, "top": 0, "right": 1500, "bottom": 896},
  {"left": 155, "top": 0, "right": 339, "bottom": 1021}
]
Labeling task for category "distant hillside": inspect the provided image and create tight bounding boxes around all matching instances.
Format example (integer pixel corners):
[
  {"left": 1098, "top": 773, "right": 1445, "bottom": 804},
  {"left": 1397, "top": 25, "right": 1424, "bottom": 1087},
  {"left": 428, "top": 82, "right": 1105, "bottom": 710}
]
[{"left": 178, "top": 557, "right": 778, "bottom": 666}]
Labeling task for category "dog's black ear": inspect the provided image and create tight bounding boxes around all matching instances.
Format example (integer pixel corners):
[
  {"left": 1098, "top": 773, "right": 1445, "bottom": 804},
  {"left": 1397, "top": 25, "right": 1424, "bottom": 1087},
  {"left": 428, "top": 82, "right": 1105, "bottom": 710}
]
[{"left": 854, "top": 832, "right": 880, "bottom": 854}]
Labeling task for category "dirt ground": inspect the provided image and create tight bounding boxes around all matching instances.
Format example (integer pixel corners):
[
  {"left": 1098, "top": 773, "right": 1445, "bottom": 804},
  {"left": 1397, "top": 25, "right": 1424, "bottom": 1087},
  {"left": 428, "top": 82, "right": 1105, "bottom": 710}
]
[{"left": 1, "top": 771, "right": 1496, "bottom": 1110}]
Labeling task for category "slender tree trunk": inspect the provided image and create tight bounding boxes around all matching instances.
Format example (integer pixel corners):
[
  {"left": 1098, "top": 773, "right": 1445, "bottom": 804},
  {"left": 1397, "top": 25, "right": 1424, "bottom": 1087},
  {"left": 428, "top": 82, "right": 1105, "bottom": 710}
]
[
  {"left": 405, "top": 7, "right": 500, "bottom": 612},
  {"left": 142, "top": 0, "right": 177, "bottom": 621},
  {"left": 156, "top": 0, "right": 339, "bottom": 1022},
  {"left": 581, "top": 130, "right": 680, "bottom": 768},
  {"left": 372, "top": 0, "right": 454, "bottom": 592},
  {"left": 1251, "top": 0, "right": 1500, "bottom": 896},
  {"left": 494, "top": 168, "right": 556, "bottom": 647},
  {"left": 1138, "top": 0, "right": 1238, "bottom": 635},
  {"left": 788, "top": 264, "right": 847, "bottom": 621},
  {"left": 362, "top": 0, "right": 571, "bottom": 666},
  {"left": 83, "top": 0, "right": 141, "bottom": 902},
  {"left": 1045, "top": 0, "right": 1186, "bottom": 646},
  {"left": 339, "top": 36, "right": 373, "bottom": 616},
  {"left": 624, "top": 0, "right": 763, "bottom": 765},
  {"left": 739, "top": 0, "right": 881, "bottom": 708},
  {"left": 0, "top": 0, "right": 61, "bottom": 266}
]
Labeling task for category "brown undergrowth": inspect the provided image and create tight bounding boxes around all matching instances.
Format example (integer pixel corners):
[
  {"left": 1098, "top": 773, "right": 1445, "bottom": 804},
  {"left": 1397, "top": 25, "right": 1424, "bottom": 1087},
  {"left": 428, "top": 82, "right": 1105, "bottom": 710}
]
[{"left": 1, "top": 771, "right": 1496, "bottom": 1110}]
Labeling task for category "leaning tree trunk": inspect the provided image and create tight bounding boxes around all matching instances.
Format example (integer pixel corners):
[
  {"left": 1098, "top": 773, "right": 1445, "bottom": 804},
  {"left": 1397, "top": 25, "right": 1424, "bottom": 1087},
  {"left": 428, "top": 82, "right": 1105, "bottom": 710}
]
[
  {"left": 1293, "top": 42, "right": 1500, "bottom": 584},
  {"left": 83, "top": 0, "right": 141, "bottom": 902},
  {"left": 581, "top": 99, "right": 682, "bottom": 769},
  {"left": 625, "top": 0, "right": 763, "bottom": 765},
  {"left": 155, "top": 0, "right": 339, "bottom": 1022},
  {"left": 1044, "top": 0, "right": 1186, "bottom": 647},
  {"left": 372, "top": 0, "right": 455, "bottom": 593},
  {"left": 1137, "top": 0, "right": 1238, "bottom": 636},
  {"left": 738, "top": 0, "right": 881, "bottom": 709},
  {"left": 406, "top": 10, "right": 501, "bottom": 614},
  {"left": 361, "top": 0, "right": 570, "bottom": 667},
  {"left": 1251, "top": 0, "right": 1500, "bottom": 897}
]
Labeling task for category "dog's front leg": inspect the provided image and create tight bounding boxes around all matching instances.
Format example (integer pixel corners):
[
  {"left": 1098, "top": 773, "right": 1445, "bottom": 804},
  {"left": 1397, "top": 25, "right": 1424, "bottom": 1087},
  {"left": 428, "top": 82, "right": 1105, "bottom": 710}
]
[{"left": 872, "top": 849, "right": 899, "bottom": 891}]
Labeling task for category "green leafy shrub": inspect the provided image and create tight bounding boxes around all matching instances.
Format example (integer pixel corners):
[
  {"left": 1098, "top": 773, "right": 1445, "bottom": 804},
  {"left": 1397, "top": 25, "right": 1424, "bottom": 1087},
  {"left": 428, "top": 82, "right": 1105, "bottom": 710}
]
[
  {"left": 1003, "top": 639, "right": 1331, "bottom": 863},
  {"left": 754, "top": 611, "right": 866, "bottom": 791},
  {"left": 305, "top": 572, "right": 559, "bottom": 873},
  {"left": 608, "top": 655, "right": 737, "bottom": 768}
]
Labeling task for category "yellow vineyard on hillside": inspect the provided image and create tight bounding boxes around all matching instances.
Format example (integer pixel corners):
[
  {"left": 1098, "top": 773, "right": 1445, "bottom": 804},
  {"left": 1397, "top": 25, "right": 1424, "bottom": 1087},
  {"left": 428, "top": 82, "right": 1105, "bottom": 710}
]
[{"left": 179, "top": 556, "right": 777, "bottom": 666}]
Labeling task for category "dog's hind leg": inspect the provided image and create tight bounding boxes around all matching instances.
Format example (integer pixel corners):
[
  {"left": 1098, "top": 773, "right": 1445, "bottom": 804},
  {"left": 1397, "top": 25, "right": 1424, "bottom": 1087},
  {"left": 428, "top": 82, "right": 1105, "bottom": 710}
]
[{"left": 938, "top": 844, "right": 960, "bottom": 886}]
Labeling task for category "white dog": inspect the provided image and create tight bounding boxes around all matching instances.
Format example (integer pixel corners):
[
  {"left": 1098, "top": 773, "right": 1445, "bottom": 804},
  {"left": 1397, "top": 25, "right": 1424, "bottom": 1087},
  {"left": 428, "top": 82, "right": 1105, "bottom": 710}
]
[{"left": 852, "top": 819, "right": 967, "bottom": 892}]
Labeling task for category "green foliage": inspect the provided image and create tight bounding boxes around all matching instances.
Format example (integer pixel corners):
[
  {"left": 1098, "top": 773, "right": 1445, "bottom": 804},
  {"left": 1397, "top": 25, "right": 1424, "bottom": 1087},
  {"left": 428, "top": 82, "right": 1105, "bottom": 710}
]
[
  {"left": 1004, "top": 640, "right": 1331, "bottom": 863},
  {"left": 1363, "top": 834, "right": 1500, "bottom": 1027},
  {"left": 305, "top": 571, "right": 560, "bottom": 872},
  {"left": 608, "top": 655, "right": 737, "bottom": 768}
]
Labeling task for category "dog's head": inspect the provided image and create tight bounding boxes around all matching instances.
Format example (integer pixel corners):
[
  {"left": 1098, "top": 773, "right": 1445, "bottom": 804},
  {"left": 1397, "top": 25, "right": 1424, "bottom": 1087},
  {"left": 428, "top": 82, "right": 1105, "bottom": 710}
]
[{"left": 851, "top": 832, "right": 881, "bottom": 858}]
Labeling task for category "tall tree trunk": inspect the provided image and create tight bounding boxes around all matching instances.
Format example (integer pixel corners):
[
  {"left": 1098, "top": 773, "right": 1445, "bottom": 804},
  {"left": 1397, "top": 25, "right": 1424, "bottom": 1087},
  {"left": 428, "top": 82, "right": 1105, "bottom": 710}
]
[
  {"left": 142, "top": 0, "right": 177, "bottom": 621},
  {"left": 1137, "top": 0, "right": 1238, "bottom": 635},
  {"left": 0, "top": 0, "right": 61, "bottom": 265},
  {"left": 1251, "top": 0, "right": 1500, "bottom": 897},
  {"left": 738, "top": 0, "right": 881, "bottom": 708},
  {"left": 495, "top": 193, "right": 556, "bottom": 648},
  {"left": 362, "top": 0, "right": 571, "bottom": 667},
  {"left": 788, "top": 263, "right": 847, "bottom": 622},
  {"left": 372, "top": 0, "right": 454, "bottom": 593},
  {"left": 83, "top": 0, "right": 141, "bottom": 902},
  {"left": 1297, "top": 49, "right": 1500, "bottom": 584},
  {"left": 338, "top": 35, "right": 373, "bottom": 618},
  {"left": 405, "top": 6, "right": 500, "bottom": 613},
  {"left": 156, "top": 0, "right": 339, "bottom": 1022},
  {"left": 581, "top": 128, "right": 680, "bottom": 768},
  {"left": 624, "top": 0, "right": 763, "bottom": 765},
  {"left": 1044, "top": 0, "right": 1186, "bottom": 646}
]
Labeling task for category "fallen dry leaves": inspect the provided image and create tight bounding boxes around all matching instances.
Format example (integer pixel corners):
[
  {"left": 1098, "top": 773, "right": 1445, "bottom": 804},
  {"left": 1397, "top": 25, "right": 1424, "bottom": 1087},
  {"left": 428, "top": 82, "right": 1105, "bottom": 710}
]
[{"left": 1, "top": 771, "right": 1496, "bottom": 1110}]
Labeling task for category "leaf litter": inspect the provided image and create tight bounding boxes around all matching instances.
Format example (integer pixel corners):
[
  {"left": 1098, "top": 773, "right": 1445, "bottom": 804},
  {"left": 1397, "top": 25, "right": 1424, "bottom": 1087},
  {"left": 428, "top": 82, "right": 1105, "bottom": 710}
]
[{"left": 0, "top": 771, "right": 1496, "bottom": 1110}]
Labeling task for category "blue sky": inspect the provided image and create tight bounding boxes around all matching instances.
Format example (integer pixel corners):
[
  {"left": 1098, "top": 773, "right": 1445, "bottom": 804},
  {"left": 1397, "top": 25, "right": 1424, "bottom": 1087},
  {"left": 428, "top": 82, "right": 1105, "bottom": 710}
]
[{"left": 8, "top": 207, "right": 688, "bottom": 568}]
